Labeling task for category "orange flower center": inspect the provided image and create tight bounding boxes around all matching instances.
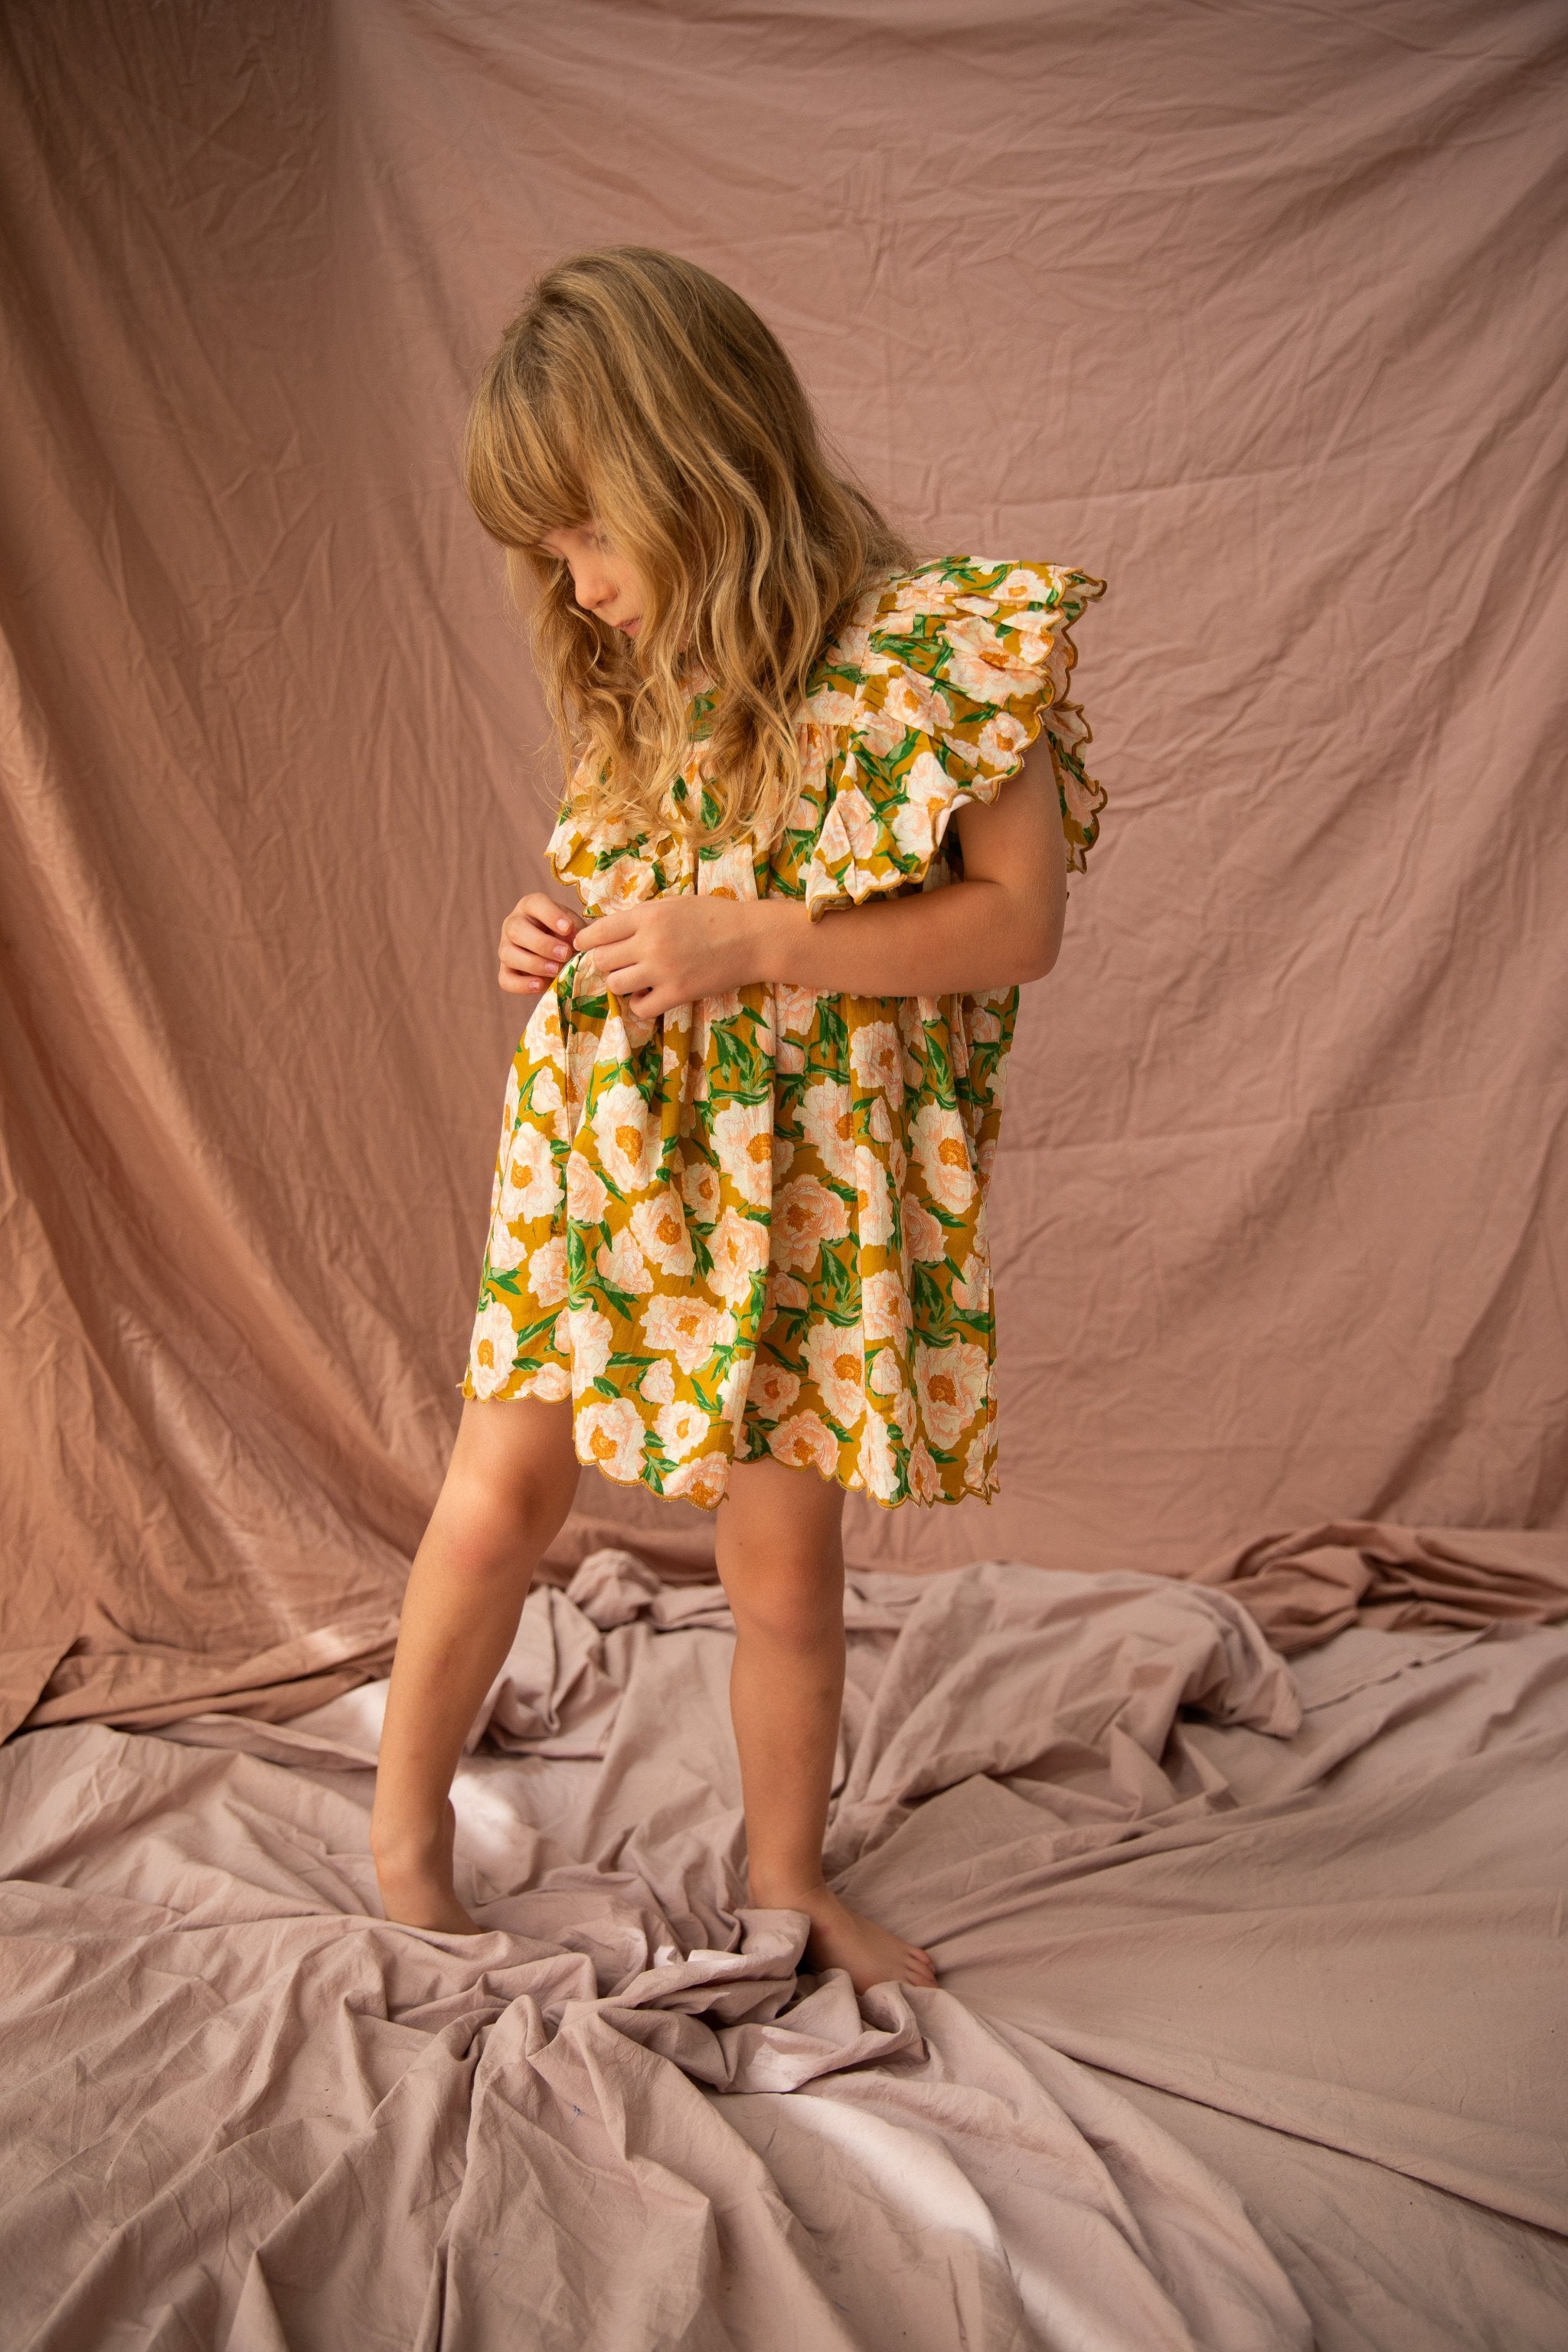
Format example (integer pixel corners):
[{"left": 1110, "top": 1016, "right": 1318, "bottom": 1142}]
[
  {"left": 938, "top": 1139, "right": 965, "bottom": 1168},
  {"left": 929, "top": 1374, "right": 957, "bottom": 1405},
  {"left": 616, "top": 1124, "right": 641, "bottom": 1159}
]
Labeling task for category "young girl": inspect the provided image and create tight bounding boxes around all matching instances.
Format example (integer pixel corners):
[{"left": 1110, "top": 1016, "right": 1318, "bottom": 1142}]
[{"left": 370, "top": 247, "right": 1106, "bottom": 1993}]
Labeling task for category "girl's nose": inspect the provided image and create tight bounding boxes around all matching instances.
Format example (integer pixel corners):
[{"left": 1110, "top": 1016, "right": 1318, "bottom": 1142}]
[{"left": 572, "top": 559, "right": 612, "bottom": 612}]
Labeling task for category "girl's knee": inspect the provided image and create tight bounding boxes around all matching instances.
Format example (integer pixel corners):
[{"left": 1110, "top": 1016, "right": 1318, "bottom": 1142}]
[
  {"left": 434, "top": 1452, "right": 575, "bottom": 1579},
  {"left": 726, "top": 1558, "right": 844, "bottom": 1651}
]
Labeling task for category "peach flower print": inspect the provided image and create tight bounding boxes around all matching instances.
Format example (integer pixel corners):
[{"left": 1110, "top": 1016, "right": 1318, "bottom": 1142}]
[
  {"left": 856, "top": 1412, "right": 900, "bottom": 1504},
  {"left": 799, "top": 1080, "right": 856, "bottom": 1184},
  {"left": 862, "top": 1266, "right": 912, "bottom": 1343},
  {"left": 596, "top": 1230, "right": 653, "bottom": 1297},
  {"left": 748, "top": 1360, "right": 802, "bottom": 1419},
  {"left": 767, "top": 1410, "right": 839, "bottom": 1478},
  {"left": 487, "top": 1219, "right": 526, "bottom": 1275},
  {"left": 665, "top": 1452, "right": 730, "bottom": 1507},
  {"left": 907, "top": 1442, "right": 942, "bottom": 1503},
  {"left": 910, "top": 1102, "right": 977, "bottom": 1214},
  {"left": 590, "top": 1081, "right": 660, "bottom": 1194},
  {"left": 567, "top": 1306, "right": 613, "bottom": 1397},
  {"left": 566, "top": 1151, "right": 610, "bottom": 1226},
  {"left": 914, "top": 1338, "right": 989, "bottom": 1449},
  {"left": 771, "top": 1174, "right": 850, "bottom": 1273},
  {"left": 854, "top": 1145, "right": 893, "bottom": 1248},
  {"left": 707, "top": 1207, "right": 772, "bottom": 1306},
  {"left": 849, "top": 1020, "right": 905, "bottom": 1111},
  {"left": 681, "top": 1157, "right": 721, "bottom": 1224},
  {"left": 805, "top": 1320, "right": 865, "bottom": 1430},
  {"left": 631, "top": 1189, "right": 694, "bottom": 1277},
  {"left": 902, "top": 1193, "right": 947, "bottom": 1263},
  {"left": 467, "top": 1301, "right": 518, "bottom": 1400},
  {"left": 710, "top": 1099, "right": 775, "bottom": 1207},
  {"left": 576, "top": 1397, "right": 646, "bottom": 1481},
  {"left": 655, "top": 1399, "right": 708, "bottom": 1462},
  {"left": 528, "top": 1235, "right": 569, "bottom": 1306},
  {"left": 641, "top": 1293, "right": 722, "bottom": 1375},
  {"left": 500, "top": 1125, "right": 560, "bottom": 1224}
]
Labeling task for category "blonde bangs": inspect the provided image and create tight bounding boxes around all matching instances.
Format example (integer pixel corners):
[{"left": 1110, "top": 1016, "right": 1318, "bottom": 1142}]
[{"left": 462, "top": 246, "right": 913, "bottom": 854}]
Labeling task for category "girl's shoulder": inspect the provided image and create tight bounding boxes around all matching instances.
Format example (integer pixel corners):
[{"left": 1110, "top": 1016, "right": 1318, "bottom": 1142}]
[
  {"left": 785, "top": 556, "right": 1109, "bottom": 914},
  {"left": 817, "top": 554, "right": 1102, "bottom": 667}
]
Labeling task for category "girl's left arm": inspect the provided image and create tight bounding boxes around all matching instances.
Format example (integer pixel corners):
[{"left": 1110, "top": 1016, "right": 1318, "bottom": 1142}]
[{"left": 575, "top": 733, "right": 1068, "bottom": 1018}]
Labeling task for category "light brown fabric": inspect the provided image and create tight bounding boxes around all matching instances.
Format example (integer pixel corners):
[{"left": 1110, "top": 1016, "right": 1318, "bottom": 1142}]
[
  {"left": 3, "top": 1553, "right": 1563, "bottom": 2348},
  {"left": 1189, "top": 1517, "right": 1568, "bottom": 1653},
  {"left": 2, "top": 10, "right": 1564, "bottom": 1711}
]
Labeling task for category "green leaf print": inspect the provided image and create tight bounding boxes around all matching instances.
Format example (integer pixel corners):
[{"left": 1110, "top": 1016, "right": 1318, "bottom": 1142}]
[
  {"left": 923, "top": 1031, "right": 958, "bottom": 1109},
  {"left": 815, "top": 1246, "right": 853, "bottom": 1310},
  {"left": 910, "top": 1262, "right": 952, "bottom": 1328},
  {"left": 507, "top": 1307, "right": 570, "bottom": 1351},
  {"left": 593, "top": 1276, "right": 644, "bottom": 1319},
  {"left": 815, "top": 1001, "right": 849, "bottom": 1060}
]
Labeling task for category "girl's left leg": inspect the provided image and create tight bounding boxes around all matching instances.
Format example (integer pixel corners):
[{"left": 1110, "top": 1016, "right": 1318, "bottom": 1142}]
[{"left": 714, "top": 1452, "right": 936, "bottom": 1994}]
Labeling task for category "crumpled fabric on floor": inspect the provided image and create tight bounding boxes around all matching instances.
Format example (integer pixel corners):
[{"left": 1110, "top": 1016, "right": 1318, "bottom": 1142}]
[
  {"left": 4, "top": 1553, "right": 1564, "bottom": 2349},
  {"left": 1187, "top": 1518, "right": 1568, "bottom": 1652}
]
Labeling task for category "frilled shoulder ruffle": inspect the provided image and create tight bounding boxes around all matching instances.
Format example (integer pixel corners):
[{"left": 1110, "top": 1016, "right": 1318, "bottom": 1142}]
[{"left": 797, "top": 557, "right": 1106, "bottom": 921}]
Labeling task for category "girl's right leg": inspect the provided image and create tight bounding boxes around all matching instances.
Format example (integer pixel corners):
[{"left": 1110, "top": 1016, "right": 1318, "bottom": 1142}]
[{"left": 371, "top": 1393, "right": 580, "bottom": 1931}]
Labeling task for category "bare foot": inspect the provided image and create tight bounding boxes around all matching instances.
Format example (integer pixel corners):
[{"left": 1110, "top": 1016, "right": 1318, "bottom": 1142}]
[
  {"left": 755, "top": 1880, "right": 937, "bottom": 1994},
  {"left": 371, "top": 1798, "right": 480, "bottom": 1933}
]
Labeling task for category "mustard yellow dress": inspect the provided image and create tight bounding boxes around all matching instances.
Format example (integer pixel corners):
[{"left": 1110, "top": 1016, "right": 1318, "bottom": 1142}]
[{"left": 460, "top": 556, "right": 1106, "bottom": 1510}]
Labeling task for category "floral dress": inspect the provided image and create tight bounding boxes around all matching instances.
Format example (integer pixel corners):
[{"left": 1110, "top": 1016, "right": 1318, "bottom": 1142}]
[{"left": 460, "top": 555, "right": 1106, "bottom": 1511}]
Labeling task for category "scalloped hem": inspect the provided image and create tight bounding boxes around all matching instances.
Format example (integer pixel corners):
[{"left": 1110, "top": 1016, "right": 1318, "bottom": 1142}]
[{"left": 455, "top": 1377, "right": 998, "bottom": 1513}]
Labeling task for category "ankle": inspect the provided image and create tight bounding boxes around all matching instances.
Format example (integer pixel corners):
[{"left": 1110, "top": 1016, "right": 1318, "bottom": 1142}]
[
  {"left": 746, "top": 1868, "right": 830, "bottom": 1909},
  {"left": 370, "top": 1799, "right": 453, "bottom": 1873}
]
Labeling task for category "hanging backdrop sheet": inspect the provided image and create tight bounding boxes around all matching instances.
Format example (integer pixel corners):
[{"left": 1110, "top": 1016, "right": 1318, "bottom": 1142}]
[{"left": 2, "top": 0, "right": 1566, "bottom": 1726}]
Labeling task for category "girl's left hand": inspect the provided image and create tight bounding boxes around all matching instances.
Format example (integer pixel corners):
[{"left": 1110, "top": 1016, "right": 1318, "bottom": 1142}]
[{"left": 574, "top": 895, "right": 773, "bottom": 1018}]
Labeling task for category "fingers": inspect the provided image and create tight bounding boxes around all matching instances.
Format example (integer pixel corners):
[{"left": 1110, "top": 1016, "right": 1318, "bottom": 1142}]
[
  {"left": 498, "top": 892, "right": 582, "bottom": 994},
  {"left": 619, "top": 982, "right": 688, "bottom": 1019},
  {"left": 573, "top": 908, "right": 636, "bottom": 952},
  {"left": 498, "top": 938, "right": 571, "bottom": 992}
]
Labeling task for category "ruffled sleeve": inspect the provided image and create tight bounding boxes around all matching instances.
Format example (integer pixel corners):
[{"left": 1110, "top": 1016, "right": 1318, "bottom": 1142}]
[{"left": 799, "top": 557, "right": 1106, "bottom": 921}]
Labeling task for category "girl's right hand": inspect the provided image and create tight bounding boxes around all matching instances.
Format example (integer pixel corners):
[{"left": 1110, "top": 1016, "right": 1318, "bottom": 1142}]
[{"left": 498, "top": 891, "right": 583, "bottom": 995}]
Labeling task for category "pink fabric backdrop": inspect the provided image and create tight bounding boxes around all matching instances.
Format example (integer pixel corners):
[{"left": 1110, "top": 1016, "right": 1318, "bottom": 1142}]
[{"left": 2, "top": 0, "right": 1564, "bottom": 1731}]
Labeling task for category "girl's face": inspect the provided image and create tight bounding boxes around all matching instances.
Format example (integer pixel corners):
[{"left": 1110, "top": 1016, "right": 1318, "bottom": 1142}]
[{"left": 541, "top": 522, "right": 645, "bottom": 640}]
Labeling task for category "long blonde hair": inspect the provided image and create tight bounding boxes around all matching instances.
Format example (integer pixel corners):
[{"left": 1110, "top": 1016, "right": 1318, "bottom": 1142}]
[{"left": 462, "top": 247, "right": 913, "bottom": 852}]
